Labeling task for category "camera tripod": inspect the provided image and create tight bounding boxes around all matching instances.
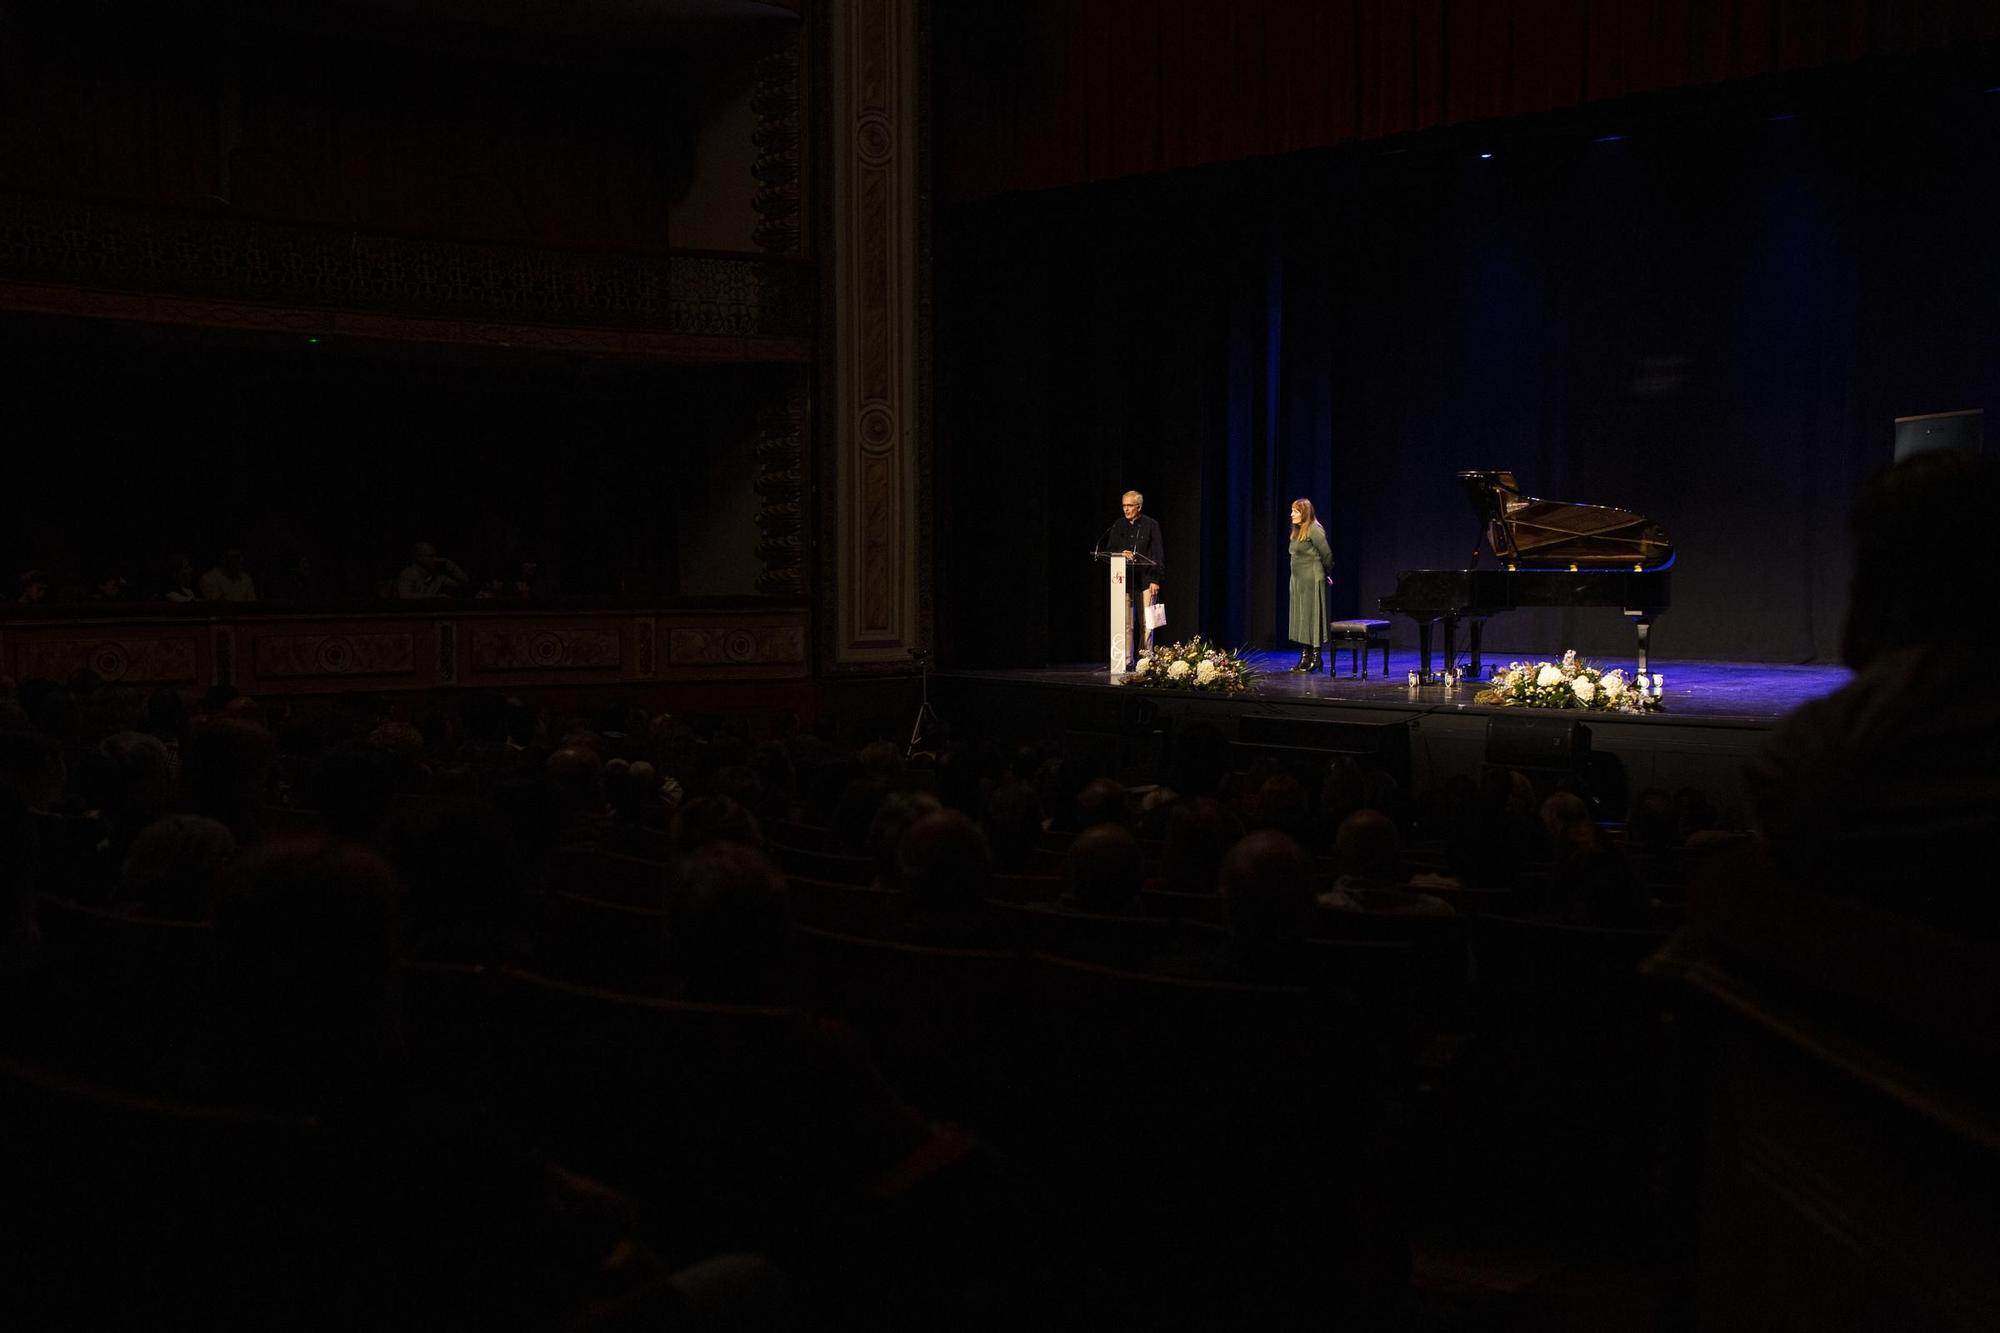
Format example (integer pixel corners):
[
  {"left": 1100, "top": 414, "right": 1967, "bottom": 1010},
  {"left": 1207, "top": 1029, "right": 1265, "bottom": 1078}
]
[{"left": 906, "top": 648, "right": 942, "bottom": 758}]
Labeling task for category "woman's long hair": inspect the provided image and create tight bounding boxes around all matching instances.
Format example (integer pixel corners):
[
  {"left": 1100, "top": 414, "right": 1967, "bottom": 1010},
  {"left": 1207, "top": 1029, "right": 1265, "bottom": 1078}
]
[{"left": 1290, "top": 498, "right": 1321, "bottom": 542}]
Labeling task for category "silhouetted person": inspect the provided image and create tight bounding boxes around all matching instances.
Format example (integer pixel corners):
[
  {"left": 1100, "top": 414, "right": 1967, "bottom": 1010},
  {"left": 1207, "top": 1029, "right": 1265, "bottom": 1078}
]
[
  {"left": 117, "top": 813, "right": 237, "bottom": 920},
  {"left": 1156, "top": 796, "right": 1243, "bottom": 895},
  {"left": 895, "top": 809, "right": 996, "bottom": 946},
  {"left": 160, "top": 553, "right": 198, "bottom": 603},
  {"left": 395, "top": 541, "right": 470, "bottom": 599},
  {"left": 668, "top": 842, "right": 793, "bottom": 1004},
  {"left": 199, "top": 547, "right": 257, "bottom": 602},
  {"left": 1061, "top": 822, "right": 1144, "bottom": 914},
  {"left": 16, "top": 568, "right": 50, "bottom": 606},
  {"left": 1747, "top": 449, "right": 2000, "bottom": 933}
]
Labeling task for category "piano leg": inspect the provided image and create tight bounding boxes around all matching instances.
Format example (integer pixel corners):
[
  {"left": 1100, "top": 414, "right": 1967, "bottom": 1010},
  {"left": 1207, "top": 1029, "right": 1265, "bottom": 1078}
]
[
  {"left": 1439, "top": 615, "right": 1459, "bottom": 685},
  {"left": 1630, "top": 612, "right": 1654, "bottom": 677},
  {"left": 1414, "top": 621, "right": 1435, "bottom": 682},
  {"left": 1467, "top": 619, "right": 1485, "bottom": 681}
]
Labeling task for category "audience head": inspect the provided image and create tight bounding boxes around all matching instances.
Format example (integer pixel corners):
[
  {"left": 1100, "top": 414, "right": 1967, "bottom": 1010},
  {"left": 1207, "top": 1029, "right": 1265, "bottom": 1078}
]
[
  {"left": 1843, "top": 449, "right": 1998, "bottom": 667},
  {"left": 543, "top": 745, "right": 607, "bottom": 824},
  {"left": 668, "top": 843, "right": 792, "bottom": 1003},
  {"left": 981, "top": 778, "right": 1045, "bottom": 874},
  {"left": 119, "top": 814, "right": 237, "bottom": 920},
  {"left": 214, "top": 835, "right": 398, "bottom": 1106},
  {"left": 1075, "top": 777, "right": 1130, "bottom": 830},
  {"left": 93, "top": 730, "right": 176, "bottom": 828},
  {"left": 671, "top": 793, "right": 763, "bottom": 856},
  {"left": 182, "top": 715, "right": 278, "bottom": 839},
  {"left": 1254, "top": 773, "right": 1311, "bottom": 842},
  {"left": 1334, "top": 808, "right": 1402, "bottom": 885},
  {"left": 0, "top": 730, "right": 66, "bottom": 809},
  {"left": 869, "top": 790, "right": 942, "bottom": 886},
  {"left": 144, "top": 687, "right": 190, "bottom": 746},
  {"left": 1161, "top": 796, "right": 1243, "bottom": 895},
  {"left": 1625, "top": 788, "right": 1677, "bottom": 854},
  {"left": 310, "top": 737, "right": 412, "bottom": 839},
  {"left": 380, "top": 794, "right": 524, "bottom": 964},
  {"left": 1063, "top": 822, "right": 1144, "bottom": 913},
  {"left": 1539, "top": 790, "right": 1593, "bottom": 845},
  {"left": 1219, "top": 830, "right": 1314, "bottom": 945},
  {"left": 896, "top": 809, "right": 992, "bottom": 915}
]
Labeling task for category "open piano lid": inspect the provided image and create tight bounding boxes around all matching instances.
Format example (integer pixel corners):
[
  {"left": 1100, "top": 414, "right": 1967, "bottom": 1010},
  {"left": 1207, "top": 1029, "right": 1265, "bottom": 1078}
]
[{"left": 1457, "top": 470, "right": 1674, "bottom": 569}]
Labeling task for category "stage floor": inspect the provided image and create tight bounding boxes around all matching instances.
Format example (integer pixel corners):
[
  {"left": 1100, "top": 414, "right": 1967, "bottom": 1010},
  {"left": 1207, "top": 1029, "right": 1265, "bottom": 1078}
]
[{"left": 945, "top": 651, "right": 1850, "bottom": 726}]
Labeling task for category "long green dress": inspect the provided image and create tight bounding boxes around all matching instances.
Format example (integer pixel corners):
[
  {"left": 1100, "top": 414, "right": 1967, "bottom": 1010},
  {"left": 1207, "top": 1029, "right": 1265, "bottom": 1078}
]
[{"left": 1288, "top": 523, "right": 1333, "bottom": 646}]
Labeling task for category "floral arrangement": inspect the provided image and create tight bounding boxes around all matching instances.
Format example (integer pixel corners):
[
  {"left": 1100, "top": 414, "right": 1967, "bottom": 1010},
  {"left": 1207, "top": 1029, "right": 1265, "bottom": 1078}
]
[
  {"left": 1473, "top": 650, "right": 1665, "bottom": 713},
  {"left": 1124, "top": 638, "right": 1256, "bottom": 692}
]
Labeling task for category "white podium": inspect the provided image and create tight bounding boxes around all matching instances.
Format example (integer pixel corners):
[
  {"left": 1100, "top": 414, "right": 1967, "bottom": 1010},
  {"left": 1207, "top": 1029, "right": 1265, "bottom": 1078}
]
[{"left": 1093, "top": 551, "right": 1158, "bottom": 672}]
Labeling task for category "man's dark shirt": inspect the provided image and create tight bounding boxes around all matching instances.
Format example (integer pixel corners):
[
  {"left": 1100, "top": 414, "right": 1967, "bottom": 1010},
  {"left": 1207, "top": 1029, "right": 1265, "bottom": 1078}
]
[{"left": 1108, "top": 514, "right": 1165, "bottom": 597}]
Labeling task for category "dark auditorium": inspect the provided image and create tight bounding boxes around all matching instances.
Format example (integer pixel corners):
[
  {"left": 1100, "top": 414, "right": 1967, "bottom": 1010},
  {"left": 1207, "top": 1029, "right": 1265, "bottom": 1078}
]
[{"left": 5, "top": 2, "right": 2000, "bottom": 1328}]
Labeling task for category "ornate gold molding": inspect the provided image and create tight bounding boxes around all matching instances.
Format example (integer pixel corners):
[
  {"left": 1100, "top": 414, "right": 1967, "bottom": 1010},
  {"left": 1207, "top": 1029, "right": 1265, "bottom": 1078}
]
[
  {"left": 828, "top": 0, "right": 921, "bottom": 666},
  {"left": 0, "top": 193, "right": 813, "bottom": 353}
]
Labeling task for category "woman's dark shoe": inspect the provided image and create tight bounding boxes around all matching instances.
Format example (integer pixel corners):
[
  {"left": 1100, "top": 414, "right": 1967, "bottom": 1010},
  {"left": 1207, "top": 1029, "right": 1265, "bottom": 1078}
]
[
  {"left": 1308, "top": 646, "right": 1325, "bottom": 674},
  {"left": 1289, "top": 648, "right": 1311, "bottom": 672}
]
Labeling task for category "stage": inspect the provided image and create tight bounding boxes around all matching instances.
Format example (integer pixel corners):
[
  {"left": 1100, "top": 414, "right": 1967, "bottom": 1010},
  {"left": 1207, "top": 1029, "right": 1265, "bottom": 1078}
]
[{"left": 931, "top": 651, "right": 1851, "bottom": 830}]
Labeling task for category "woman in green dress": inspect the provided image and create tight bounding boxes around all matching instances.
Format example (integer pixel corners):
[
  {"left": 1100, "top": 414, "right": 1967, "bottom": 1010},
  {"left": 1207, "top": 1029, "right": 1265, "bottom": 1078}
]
[{"left": 1287, "top": 498, "right": 1334, "bottom": 672}]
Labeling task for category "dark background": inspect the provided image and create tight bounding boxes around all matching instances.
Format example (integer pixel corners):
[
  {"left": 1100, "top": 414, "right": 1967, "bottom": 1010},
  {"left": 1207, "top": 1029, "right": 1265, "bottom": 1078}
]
[
  {"left": 935, "top": 54, "right": 2000, "bottom": 667},
  {"left": 2, "top": 315, "right": 772, "bottom": 602}
]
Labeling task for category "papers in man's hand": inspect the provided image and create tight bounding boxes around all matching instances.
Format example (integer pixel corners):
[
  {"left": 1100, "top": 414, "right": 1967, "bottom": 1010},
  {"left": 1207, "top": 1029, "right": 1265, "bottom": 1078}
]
[{"left": 1145, "top": 602, "right": 1168, "bottom": 631}]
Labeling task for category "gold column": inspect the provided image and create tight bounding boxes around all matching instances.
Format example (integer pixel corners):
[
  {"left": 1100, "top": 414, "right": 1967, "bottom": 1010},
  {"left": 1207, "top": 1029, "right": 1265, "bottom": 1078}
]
[{"left": 827, "top": 0, "right": 921, "bottom": 665}]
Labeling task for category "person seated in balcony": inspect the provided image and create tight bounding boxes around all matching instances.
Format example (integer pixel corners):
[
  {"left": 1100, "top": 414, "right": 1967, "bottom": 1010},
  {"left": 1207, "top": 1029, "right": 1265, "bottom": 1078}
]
[
  {"left": 15, "top": 568, "right": 50, "bottom": 606},
  {"left": 90, "top": 570, "right": 131, "bottom": 601},
  {"left": 199, "top": 547, "right": 258, "bottom": 602},
  {"left": 160, "top": 553, "right": 198, "bottom": 603},
  {"left": 478, "top": 552, "right": 560, "bottom": 602},
  {"left": 395, "top": 541, "right": 470, "bottom": 599}
]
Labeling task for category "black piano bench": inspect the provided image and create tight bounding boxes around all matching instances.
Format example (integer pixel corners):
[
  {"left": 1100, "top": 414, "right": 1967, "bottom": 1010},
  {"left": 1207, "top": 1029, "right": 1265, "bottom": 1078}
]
[{"left": 1327, "top": 619, "right": 1392, "bottom": 678}]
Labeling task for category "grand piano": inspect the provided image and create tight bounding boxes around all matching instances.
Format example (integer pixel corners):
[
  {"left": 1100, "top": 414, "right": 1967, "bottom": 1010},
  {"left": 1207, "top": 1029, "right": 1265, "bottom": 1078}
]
[{"left": 1378, "top": 470, "right": 1673, "bottom": 684}]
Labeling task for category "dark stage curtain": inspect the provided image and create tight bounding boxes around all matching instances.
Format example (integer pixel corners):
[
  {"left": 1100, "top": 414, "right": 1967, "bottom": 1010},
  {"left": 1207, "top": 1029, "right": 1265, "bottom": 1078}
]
[
  {"left": 936, "top": 0, "right": 2000, "bottom": 200},
  {"left": 935, "top": 60, "right": 2000, "bottom": 668}
]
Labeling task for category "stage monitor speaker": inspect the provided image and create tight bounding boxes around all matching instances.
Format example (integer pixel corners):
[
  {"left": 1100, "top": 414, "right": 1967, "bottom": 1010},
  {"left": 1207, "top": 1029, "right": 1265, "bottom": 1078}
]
[
  {"left": 1235, "top": 713, "right": 1413, "bottom": 788},
  {"left": 1893, "top": 409, "right": 1982, "bottom": 463},
  {"left": 1484, "top": 715, "right": 1590, "bottom": 770}
]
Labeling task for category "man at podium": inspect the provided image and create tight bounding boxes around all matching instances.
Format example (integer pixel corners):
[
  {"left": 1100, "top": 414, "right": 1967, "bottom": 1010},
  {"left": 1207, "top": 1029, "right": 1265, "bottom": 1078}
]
[{"left": 1109, "top": 488, "right": 1164, "bottom": 667}]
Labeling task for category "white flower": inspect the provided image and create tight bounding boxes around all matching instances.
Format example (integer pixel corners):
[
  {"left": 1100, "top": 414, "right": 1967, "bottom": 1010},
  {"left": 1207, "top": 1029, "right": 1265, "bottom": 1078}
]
[
  {"left": 1601, "top": 674, "right": 1625, "bottom": 699},
  {"left": 1571, "top": 676, "right": 1596, "bottom": 703},
  {"left": 1195, "top": 660, "right": 1218, "bottom": 685},
  {"left": 1561, "top": 649, "right": 1578, "bottom": 668},
  {"left": 1536, "top": 664, "right": 1565, "bottom": 688},
  {"left": 1166, "top": 659, "right": 1191, "bottom": 680}
]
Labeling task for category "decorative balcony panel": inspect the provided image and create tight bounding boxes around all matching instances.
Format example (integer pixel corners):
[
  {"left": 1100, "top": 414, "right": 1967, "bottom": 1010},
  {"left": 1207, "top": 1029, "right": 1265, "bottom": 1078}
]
[
  {"left": 0, "top": 193, "right": 810, "bottom": 339},
  {"left": 0, "top": 605, "right": 809, "bottom": 696}
]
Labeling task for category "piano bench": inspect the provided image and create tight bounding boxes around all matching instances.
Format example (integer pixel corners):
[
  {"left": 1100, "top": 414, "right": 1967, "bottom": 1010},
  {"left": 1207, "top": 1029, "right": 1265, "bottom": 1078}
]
[{"left": 1327, "top": 619, "right": 1392, "bottom": 678}]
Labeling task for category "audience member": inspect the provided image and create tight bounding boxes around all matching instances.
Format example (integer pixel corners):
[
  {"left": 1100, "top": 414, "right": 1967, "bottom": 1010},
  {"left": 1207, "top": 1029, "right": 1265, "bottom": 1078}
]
[
  {"left": 1156, "top": 796, "right": 1242, "bottom": 895},
  {"left": 199, "top": 547, "right": 257, "bottom": 601},
  {"left": 117, "top": 813, "right": 237, "bottom": 920},
  {"left": 981, "top": 778, "right": 1045, "bottom": 874},
  {"left": 667, "top": 842, "right": 793, "bottom": 1004},
  {"left": 1746, "top": 448, "right": 2000, "bottom": 931},
  {"left": 894, "top": 809, "right": 996, "bottom": 947},
  {"left": 395, "top": 541, "right": 471, "bottom": 599},
  {"left": 160, "top": 553, "right": 198, "bottom": 603},
  {"left": 1060, "top": 822, "right": 1145, "bottom": 914}
]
